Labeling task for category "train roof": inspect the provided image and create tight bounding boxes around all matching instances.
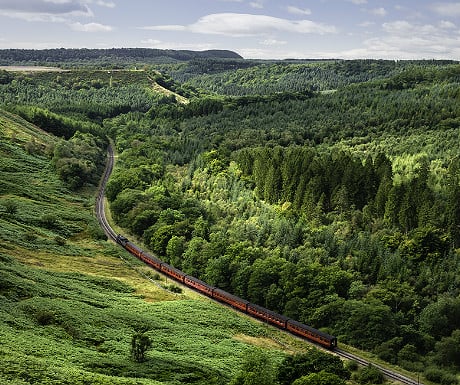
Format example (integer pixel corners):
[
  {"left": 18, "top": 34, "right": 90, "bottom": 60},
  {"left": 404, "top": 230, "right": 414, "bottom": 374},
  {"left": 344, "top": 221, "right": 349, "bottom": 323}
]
[
  {"left": 213, "top": 288, "right": 249, "bottom": 304},
  {"left": 247, "top": 303, "right": 290, "bottom": 321},
  {"left": 184, "top": 275, "right": 215, "bottom": 288},
  {"left": 142, "top": 251, "right": 163, "bottom": 265},
  {"left": 287, "top": 319, "right": 336, "bottom": 341},
  {"left": 126, "top": 240, "right": 142, "bottom": 252},
  {"left": 161, "top": 263, "right": 185, "bottom": 275}
]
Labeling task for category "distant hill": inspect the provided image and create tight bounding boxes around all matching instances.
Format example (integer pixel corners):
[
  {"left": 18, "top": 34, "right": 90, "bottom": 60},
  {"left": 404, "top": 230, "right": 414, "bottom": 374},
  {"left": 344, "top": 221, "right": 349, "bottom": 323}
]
[{"left": 0, "top": 48, "right": 243, "bottom": 67}]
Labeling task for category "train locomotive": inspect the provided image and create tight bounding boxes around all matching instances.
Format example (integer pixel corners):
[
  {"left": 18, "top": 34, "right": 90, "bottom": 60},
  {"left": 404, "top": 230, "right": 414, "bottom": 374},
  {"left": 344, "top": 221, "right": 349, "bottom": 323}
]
[{"left": 116, "top": 234, "right": 337, "bottom": 350}]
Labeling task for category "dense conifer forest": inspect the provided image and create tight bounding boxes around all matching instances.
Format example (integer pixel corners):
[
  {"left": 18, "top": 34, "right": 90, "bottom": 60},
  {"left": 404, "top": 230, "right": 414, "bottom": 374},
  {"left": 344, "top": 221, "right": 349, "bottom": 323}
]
[{"left": 0, "top": 53, "right": 459, "bottom": 384}]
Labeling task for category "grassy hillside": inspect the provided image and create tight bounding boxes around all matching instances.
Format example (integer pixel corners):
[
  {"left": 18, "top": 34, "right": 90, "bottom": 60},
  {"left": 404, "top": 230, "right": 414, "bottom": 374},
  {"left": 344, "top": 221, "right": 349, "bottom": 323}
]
[{"left": 0, "top": 110, "right": 298, "bottom": 385}]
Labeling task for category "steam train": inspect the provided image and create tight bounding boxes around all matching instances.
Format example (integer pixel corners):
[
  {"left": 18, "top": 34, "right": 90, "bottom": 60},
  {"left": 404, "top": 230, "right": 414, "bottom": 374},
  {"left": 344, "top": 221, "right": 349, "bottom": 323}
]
[{"left": 116, "top": 234, "right": 337, "bottom": 350}]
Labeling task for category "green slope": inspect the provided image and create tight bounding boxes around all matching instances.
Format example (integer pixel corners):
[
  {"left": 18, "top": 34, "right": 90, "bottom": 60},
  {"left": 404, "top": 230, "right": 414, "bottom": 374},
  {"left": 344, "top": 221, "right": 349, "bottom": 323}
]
[{"left": 0, "top": 110, "right": 295, "bottom": 385}]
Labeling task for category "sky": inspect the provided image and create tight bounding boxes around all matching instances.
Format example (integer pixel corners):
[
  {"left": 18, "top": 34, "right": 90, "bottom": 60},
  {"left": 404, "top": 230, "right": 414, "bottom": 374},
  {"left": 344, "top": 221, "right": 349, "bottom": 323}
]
[{"left": 0, "top": 0, "right": 459, "bottom": 60}]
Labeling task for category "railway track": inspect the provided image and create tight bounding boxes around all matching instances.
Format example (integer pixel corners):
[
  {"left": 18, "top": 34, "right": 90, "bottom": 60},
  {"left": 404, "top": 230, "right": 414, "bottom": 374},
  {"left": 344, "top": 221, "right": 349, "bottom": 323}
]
[
  {"left": 334, "top": 348, "right": 421, "bottom": 385},
  {"left": 96, "top": 143, "right": 117, "bottom": 241},
  {"left": 96, "top": 144, "right": 424, "bottom": 385}
]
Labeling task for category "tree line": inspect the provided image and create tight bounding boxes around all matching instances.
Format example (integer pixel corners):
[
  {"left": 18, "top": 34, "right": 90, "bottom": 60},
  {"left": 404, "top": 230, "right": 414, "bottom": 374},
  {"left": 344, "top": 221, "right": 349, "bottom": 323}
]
[
  {"left": 0, "top": 48, "right": 242, "bottom": 67},
  {"left": 167, "top": 59, "right": 458, "bottom": 95}
]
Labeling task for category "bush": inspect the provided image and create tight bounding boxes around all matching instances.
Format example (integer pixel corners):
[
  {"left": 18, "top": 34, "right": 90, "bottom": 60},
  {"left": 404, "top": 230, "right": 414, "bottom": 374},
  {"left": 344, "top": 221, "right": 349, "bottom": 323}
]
[
  {"left": 355, "top": 365, "right": 384, "bottom": 384},
  {"left": 36, "top": 310, "right": 55, "bottom": 326},
  {"left": 40, "top": 214, "right": 59, "bottom": 229},
  {"left": 292, "top": 371, "right": 345, "bottom": 385},
  {"left": 54, "top": 236, "right": 66, "bottom": 246},
  {"left": 399, "top": 360, "right": 424, "bottom": 373},
  {"left": 345, "top": 360, "right": 359, "bottom": 372},
  {"left": 167, "top": 284, "right": 183, "bottom": 293},
  {"left": 397, "top": 344, "right": 424, "bottom": 372},
  {"left": 87, "top": 223, "right": 107, "bottom": 241},
  {"left": 433, "top": 329, "right": 460, "bottom": 370},
  {"left": 425, "top": 367, "right": 459, "bottom": 385},
  {"left": 25, "top": 139, "right": 43, "bottom": 155},
  {"left": 147, "top": 272, "right": 161, "bottom": 281},
  {"left": 441, "top": 374, "right": 459, "bottom": 385},
  {"left": 230, "top": 349, "right": 276, "bottom": 385},
  {"left": 3, "top": 200, "right": 19, "bottom": 215},
  {"left": 277, "top": 349, "right": 350, "bottom": 385},
  {"left": 131, "top": 332, "right": 152, "bottom": 362},
  {"left": 24, "top": 231, "right": 37, "bottom": 243}
]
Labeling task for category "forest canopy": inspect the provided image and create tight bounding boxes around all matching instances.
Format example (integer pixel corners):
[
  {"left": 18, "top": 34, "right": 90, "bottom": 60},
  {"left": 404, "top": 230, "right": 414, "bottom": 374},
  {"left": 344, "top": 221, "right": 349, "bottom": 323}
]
[{"left": 1, "top": 57, "right": 459, "bottom": 384}]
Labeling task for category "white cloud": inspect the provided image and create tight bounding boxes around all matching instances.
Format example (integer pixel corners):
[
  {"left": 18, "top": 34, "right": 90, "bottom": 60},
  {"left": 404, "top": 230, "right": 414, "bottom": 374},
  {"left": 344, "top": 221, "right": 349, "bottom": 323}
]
[
  {"left": 239, "top": 46, "right": 327, "bottom": 60},
  {"left": 431, "top": 2, "right": 460, "bottom": 17},
  {"left": 0, "top": 9, "right": 67, "bottom": 22},
  {"left": 335, "top": 20, "right": 460, "bottom": 59},
  {"left": 140, "top": 39, "right": 216, "bottom": 51},
  {"left": 141, "top": 39, "right": 162, "bottom": 45},
  {"left": 0, "top": 39, "right": 83, "bottom": 49},
  {"left": 382, "top": 20, "right": 437, "bottom": 35},
  {"left": 143, "top": 13, "right": 336, "bottom": 37},
  {"left": 287, "top": 6, "right": 312, "bottom": 16},
  {"left": 70, "top": 22, "right": 113, "bottom": 32},
  {"left": 260, "top": 38, "right": 287, "bottom": 46},
  {"left": 250, "top": 0, "right": 264, "bottom": 9},
  {"left": 94, "top": 1, "right": 116, "bottom": 8},
  {"left": 0, "top": 0, "right": 111, "bottom": 27},
  {"left": 146, "top": 25, "right": 186, "bottom": 31},
  {"left": 370, "top": 7, "right": 387, "bottom": 17},
  {"left": 439, "top": 20, "right": 456, "bottom": 29},
  {"left": 358, "top": 21, "right": 375, "bottom": 27},
  {"left": 0, "top": 0, "right": 116, "bottom": 28},
  {"left": 0, "top": 0, "right": 92, "bottom": 17},
  {"left": 347, "top": 0, "right": 367, "bottom": 4}
]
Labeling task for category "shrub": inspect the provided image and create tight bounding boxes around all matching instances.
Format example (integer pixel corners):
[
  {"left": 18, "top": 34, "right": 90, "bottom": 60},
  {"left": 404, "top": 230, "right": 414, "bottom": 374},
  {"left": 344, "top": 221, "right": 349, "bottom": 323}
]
[
  {"left": 147, "top": 272, "right": 161, "bottom": 281},
  {"left": 25, "top": 139, "right": 42, "bottom": 155},
  {"left": 345, "top": 360, "right": 359, "bottom": 372},
  {"left": 230, "top": 349, "right": 276, "bottom": 385},
  {"left": 54, "top": 236, "right": 66, "bottom": 246},
  {"left": 24, "top": 231, "right": 37, "bottom": 243},
  {"left": 441, "top": 374, "right": 459, "bottom": 385},
  {"left": 292, "top": 371, "right": 345, "bottom": 385},
  {"left": 3, "top": 200, "right": 19, "bottom": 215},
  {"left": 277, "top": 349, "right": 350, "bottom": 385},
  {"left": 87, "top": 223, "right": 107, "bottom": 241},
  {"left": 40, "top": 214, "right": 59, "bottom": 229},
  {"left": 131, "top": 332, "right": 152, "bottom": 362},
  {"left": 36, "top": 310, "right": 55, "bottom": 326},
  {"left": 355, "top": 365, "right": 384, "bottom": 384},
  {"left": 425, "top": 367, "right": 459, "bottom": 385},
  {"left": 167, "top": 284, "right": 183, "bottom": 293}
]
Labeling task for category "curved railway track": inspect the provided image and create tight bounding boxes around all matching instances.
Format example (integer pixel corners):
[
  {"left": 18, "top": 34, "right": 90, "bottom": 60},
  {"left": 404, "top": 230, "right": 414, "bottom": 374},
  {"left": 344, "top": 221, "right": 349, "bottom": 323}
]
[
  {"left": 96, "top": 144, "right": 117, "bottom": 241},
  {"left": 96, "top": 144, "right": 423, "bottom": 385}
]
